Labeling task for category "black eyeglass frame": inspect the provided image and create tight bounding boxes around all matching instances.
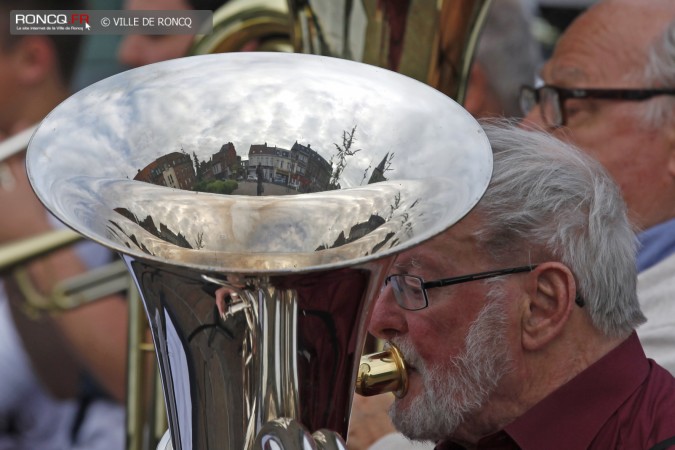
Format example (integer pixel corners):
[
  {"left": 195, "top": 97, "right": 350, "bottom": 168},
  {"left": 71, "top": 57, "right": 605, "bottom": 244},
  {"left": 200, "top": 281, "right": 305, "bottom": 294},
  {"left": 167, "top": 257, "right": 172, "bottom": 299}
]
[
  {"left": 384, "top": 264, "right": 585, "bottom": 311},
  {"left": 520, "top": 84, "right": 675, "bottom": 127}
]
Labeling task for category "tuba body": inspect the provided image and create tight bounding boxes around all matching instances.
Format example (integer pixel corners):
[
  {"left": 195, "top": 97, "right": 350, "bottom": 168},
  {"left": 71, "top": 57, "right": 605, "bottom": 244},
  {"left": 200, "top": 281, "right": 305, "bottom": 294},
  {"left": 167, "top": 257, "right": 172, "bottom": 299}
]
[{"left": 26, "top": 52, "right": 491, "bottom": 449}]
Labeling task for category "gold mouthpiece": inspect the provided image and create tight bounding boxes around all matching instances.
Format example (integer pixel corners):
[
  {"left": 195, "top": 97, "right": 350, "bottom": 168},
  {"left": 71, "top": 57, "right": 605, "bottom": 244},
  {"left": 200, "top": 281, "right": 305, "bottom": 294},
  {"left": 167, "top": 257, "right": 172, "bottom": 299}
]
[{"left": 355, "top": 343, "right": 408, "bottom": 398}]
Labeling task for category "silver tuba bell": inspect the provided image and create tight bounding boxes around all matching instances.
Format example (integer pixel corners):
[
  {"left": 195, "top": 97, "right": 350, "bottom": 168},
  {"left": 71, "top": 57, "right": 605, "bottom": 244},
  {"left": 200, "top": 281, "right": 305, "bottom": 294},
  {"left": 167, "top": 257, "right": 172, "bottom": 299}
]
[{"left": 26, "top": 53, "right": 492, "bottom": 449}]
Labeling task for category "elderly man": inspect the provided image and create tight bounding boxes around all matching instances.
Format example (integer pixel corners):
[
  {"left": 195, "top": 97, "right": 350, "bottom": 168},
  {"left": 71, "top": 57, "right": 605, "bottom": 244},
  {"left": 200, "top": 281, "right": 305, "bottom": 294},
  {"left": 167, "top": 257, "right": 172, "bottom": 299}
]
[
  {"left": 367, "top": 122, "right": 675, "bottom": 449},
  {"left": 520, "top": 0, "right": 675, "bottom": 373}
]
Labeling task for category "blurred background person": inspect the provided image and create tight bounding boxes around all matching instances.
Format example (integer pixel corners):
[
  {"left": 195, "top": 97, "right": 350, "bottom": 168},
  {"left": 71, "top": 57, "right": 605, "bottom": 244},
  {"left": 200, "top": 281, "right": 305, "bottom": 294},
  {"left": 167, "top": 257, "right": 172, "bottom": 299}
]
[
  {"left": 117, "top": 0, "right": 229, "bottom": 68},
  {"left": 464, "top": 0, "right": 542, "bottom": 119},
  {"left": 117, "top": 0, "right": 195, "bottom": 67},
  {"left": 0, "top": 0, "right": 127, "bottom": 448},
  {"left": 521, "top": 0, "right": 675, "bottom": 374}
]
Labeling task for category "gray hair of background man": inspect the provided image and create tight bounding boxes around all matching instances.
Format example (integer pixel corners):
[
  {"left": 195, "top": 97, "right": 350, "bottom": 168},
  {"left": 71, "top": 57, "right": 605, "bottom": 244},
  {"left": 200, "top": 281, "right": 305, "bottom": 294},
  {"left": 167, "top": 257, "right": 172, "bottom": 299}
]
[
  {"left": 474, "top": 121, "right": 646, "bottom": 337},
  {"left": 644, "top": 19, "right": 675, "bottom": 127},
  {"left": 475, "top": 0, "right": 542, "bottom": 117}
]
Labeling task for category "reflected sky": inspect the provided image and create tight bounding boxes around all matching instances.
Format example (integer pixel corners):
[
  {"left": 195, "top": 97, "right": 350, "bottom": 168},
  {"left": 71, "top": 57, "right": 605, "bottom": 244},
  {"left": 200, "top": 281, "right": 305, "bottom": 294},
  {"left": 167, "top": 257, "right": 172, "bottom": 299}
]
[{"left": 27, "top": 53, "right": 492, "bottom": 273}]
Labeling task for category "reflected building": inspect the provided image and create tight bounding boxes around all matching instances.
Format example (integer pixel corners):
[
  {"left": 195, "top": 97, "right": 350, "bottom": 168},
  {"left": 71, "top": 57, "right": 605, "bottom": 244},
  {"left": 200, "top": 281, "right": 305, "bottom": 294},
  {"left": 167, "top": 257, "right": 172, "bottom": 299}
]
[
  {"left": 134, "top": 140, "right": 334, "bottom": 195},
  {"left": 368, "top": 153, "right": 389, "bottom": 184},
  {"left": 247, "top": 142, "right": 332, "bottom": 192},
  {"left": 113, "top": 207, "right": 193, "bottom": 251},
  {"left": 248, "top": 143, "right": 294, "bottom": 185},
  {"left": 211, "top": 142, "right": 240, "bottom": 180},
  {"left": 134, "top": 151, "right": 196, "bottom": 190},
  {"left": 290, "top": 142, "right": 332, "bottom": 193},
  {"left": 315, "top": 214, "right": 389, "bottom": 251}
]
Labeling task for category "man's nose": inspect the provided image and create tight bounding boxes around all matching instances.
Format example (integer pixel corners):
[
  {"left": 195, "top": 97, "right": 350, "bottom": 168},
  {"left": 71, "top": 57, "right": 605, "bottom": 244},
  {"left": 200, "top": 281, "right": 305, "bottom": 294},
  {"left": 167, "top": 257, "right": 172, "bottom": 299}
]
[{"left": 368, "top": 283, "right": 408, "bottom": 341}]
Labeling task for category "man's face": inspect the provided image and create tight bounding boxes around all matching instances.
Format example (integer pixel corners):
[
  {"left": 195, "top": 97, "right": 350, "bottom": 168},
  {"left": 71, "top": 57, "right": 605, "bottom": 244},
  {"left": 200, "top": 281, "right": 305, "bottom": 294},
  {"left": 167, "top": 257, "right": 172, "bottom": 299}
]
[
  {"left": 522, "top": 2, "right": 674, "bottom": 230},
  {"left": 117, "top": 0, "right": 195, "bottom": 68},
  {"left": 368, "top": 215, "right": 520, "bottom": 441}
]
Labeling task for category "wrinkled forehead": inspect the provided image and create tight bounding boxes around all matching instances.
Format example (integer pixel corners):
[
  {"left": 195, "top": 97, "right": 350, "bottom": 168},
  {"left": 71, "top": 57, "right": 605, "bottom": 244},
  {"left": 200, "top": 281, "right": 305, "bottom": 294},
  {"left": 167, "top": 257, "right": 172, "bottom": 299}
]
[{"left": 543, "top": 1, "right": 669, "bottom": 85}]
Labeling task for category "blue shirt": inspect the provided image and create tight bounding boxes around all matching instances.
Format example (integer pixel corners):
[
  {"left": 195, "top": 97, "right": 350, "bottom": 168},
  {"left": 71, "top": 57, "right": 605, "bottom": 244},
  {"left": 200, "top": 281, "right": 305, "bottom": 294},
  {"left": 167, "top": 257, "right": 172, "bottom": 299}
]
[{"left": 636, "top": 217, "right": 675, "bottom": 273}]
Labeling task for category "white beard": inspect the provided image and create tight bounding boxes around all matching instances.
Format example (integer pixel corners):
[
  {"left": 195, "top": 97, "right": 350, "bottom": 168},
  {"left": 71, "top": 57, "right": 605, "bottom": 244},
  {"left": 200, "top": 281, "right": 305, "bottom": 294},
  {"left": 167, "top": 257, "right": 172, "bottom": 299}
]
[{"left": 389, "top": 285, "right": 514, "bottom": 442}]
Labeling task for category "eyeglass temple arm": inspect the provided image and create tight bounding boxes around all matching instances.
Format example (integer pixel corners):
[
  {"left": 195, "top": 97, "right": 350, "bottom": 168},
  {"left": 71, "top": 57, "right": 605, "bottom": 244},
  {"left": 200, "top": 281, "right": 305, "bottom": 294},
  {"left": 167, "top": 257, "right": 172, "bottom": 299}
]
[
  {"left": 422, "top": 265, "right": 538, "bottom": 289},
  {"left": 422, "top": 265, "right": 585, "bottom": 308}
]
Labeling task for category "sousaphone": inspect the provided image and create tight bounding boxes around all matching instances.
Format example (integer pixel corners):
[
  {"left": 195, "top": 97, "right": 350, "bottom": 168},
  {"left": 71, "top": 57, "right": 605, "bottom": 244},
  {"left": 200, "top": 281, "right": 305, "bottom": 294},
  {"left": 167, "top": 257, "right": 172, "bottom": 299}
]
[{"left": 26, "top": 53, "right": 492, "bottom": 449}]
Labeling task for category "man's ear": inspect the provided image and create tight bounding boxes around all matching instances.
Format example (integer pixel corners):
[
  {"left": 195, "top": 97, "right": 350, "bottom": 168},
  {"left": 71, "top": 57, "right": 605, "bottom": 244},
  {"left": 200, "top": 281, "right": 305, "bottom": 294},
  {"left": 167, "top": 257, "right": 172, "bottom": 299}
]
[
  {"left": 12, "top": 36, "right": 57, "bottom": 86},
  {"left": 521, "top": 262, "right": 577, "bottom": 351}
]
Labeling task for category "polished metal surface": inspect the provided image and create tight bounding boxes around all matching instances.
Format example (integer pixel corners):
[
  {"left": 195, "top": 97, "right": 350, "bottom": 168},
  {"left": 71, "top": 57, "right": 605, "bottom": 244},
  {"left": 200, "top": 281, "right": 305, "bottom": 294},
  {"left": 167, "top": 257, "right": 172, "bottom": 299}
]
[
  {"left": 27, "top": 52, "right": 491, "bottom": 449},
  {"left": 28, "top": 53, "right": 490, "bottom": 274}
]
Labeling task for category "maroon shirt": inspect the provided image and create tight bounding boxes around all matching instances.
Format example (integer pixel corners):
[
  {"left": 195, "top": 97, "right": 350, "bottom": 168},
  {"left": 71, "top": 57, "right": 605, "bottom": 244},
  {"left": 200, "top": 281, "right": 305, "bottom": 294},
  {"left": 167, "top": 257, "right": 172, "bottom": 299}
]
[{"left": 435, "top": 333, "right": 675, "bottom": 450}]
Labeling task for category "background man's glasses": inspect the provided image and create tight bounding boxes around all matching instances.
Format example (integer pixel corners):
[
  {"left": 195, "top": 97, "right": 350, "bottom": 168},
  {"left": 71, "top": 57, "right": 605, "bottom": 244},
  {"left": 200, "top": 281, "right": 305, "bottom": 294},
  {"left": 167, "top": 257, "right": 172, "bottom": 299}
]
[{"left": 519, "top": 85, "right": 675, "bottom": 127}]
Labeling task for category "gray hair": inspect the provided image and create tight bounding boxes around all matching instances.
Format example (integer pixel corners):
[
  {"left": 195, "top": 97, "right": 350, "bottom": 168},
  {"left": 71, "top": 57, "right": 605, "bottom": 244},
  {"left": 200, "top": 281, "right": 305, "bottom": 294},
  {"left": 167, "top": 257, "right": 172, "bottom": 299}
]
[
  {"left": 473, "top": 121, "right": 646, "bottom": 338},
  {"left": 643, "top": 19, "right": 675, "bottom": 127},
  {"left": 475, "top": 0, "right": 542, "bottom": 117}
]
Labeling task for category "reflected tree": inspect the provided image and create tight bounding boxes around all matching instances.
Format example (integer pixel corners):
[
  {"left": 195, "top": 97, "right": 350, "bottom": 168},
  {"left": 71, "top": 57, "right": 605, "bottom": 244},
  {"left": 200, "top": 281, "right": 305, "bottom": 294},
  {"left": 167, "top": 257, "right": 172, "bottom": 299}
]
[
  {"left": 192, "top": 151, "right": 209, "bottom": 182},
  {"left": 195, "top": 231, "right": 205, "bottom": 249},
  {"left": 329, "top": 126, "right": 361, "bottom": 190}
]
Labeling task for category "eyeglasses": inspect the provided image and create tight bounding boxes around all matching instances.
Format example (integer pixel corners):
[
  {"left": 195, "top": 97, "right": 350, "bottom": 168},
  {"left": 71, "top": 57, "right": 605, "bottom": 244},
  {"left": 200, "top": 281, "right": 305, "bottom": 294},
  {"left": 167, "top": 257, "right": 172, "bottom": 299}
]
[
  {"left": 519, "top": 84, "right": 675, "bottom": 127},
  {"left": 384, "top": 264, "right": 585, "bottom": 311}
]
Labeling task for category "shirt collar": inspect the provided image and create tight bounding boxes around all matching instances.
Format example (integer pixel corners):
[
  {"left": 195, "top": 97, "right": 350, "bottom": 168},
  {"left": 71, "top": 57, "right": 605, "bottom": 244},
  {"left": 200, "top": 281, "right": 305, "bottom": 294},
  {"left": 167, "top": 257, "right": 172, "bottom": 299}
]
[
  {"left": 505, "top": 333, "right": 648, "bottom": 450},
  {"left": 637, "top": 217, "right": 675, "bottom": 272},
  {"left": 434, "top": 333, "right": 648, "bottom": 450}
]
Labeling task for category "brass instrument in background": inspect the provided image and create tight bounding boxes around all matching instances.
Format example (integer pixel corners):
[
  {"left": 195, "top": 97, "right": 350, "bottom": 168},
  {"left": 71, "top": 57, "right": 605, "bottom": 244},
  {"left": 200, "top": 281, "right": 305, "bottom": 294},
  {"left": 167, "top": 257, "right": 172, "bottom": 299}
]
[
  {"left": 287, "top": 0, "right": 492, "bottom": 103},
  {"left": 190, "top": 0, "right": 293, "bottom": 54},
  {"left": 26, "top": 52, "right": 492, "bottom": 449},
  {"left": 190, "top": 0, "right": 492, "bottom": 103}
]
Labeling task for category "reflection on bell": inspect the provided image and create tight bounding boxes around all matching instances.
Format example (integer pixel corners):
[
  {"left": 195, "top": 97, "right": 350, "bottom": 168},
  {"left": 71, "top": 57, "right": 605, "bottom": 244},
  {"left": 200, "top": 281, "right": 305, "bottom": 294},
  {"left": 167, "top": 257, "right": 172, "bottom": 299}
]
[{"left": 26, "top": 53, "right": 492, "bottom": 449}]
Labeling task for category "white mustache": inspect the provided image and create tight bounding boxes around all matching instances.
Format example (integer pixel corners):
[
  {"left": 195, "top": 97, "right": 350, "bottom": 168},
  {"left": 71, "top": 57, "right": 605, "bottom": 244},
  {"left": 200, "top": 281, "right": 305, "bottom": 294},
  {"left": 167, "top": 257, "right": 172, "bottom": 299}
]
[{"left": 389, "top": 337, "right": 425, "bottom": 372}]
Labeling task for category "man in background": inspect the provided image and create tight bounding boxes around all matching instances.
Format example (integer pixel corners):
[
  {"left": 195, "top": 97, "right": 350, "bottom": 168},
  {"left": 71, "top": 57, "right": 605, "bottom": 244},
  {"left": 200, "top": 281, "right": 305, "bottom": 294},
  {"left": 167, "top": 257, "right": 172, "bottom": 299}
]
[
  {"left": 464, "top": 0, "right": 541, "bottom": 119},
  {"left": 521, "top": 0, "right": 675, "bottom": 374}
]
